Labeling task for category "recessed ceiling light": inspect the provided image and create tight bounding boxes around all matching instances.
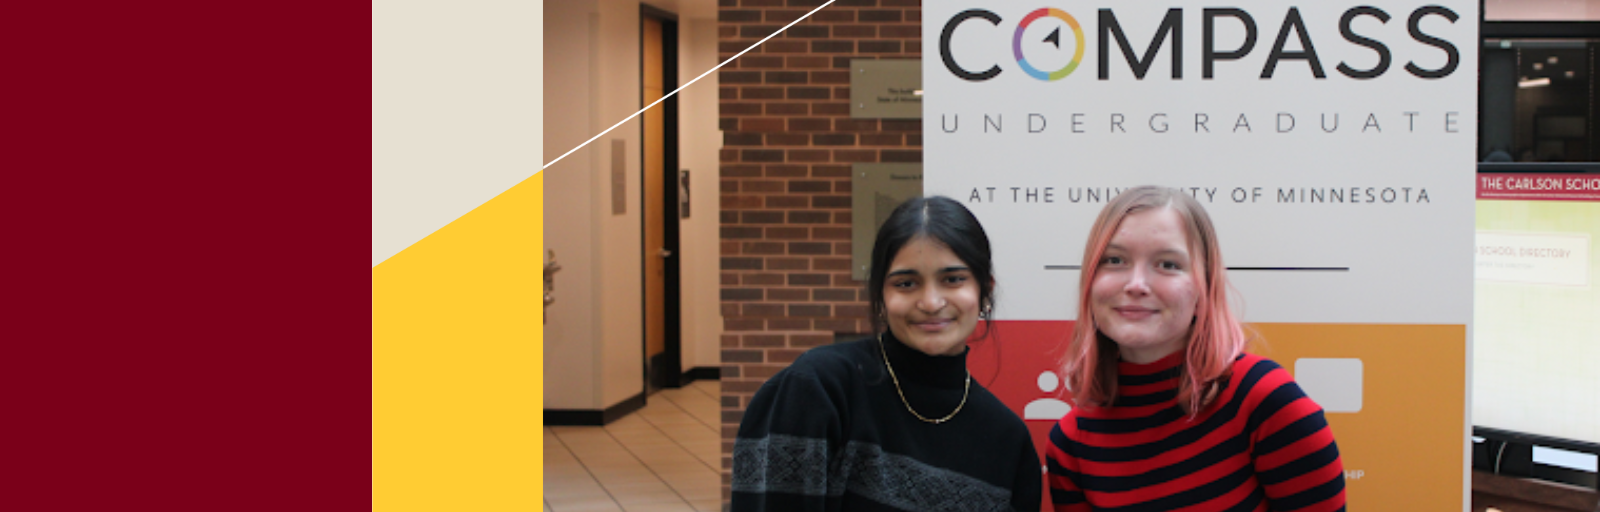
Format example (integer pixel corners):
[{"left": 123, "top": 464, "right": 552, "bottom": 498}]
[
  {"left": 1566, "top": 70, "right": 1576, "bottom": 78},
  {"left": 1533, "top": 62, "right": 1544, "bottom": 71},
  {"left": 1548, "top": 56, "right": 1559, "bottom": 64}
]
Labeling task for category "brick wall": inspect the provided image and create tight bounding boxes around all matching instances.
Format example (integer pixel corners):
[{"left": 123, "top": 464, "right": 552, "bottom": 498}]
[{"left": 717, "top": 0, "right": 924, "bottom": 502}]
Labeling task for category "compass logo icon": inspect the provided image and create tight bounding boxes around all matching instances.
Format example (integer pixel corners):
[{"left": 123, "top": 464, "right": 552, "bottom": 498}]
[{"left": 1013, "top": 8, "right": 1085, "bottom": 81}]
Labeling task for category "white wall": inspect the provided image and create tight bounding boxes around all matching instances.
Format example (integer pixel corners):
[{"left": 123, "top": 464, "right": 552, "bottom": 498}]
[
  {"left": 642, "top": 0, "right": 717, "bottom": 18},
  {"left": 543, "top": 0, "right": 645, "bottom": 410},
  {"left": 594, "top": 0, "right": 646, "bottom": 409},
  {"left": 677, "top": 15, "right": 724, "bottom": 374},
  {"left": 545, "top": 0, "right": 720, "bottom": 411}
]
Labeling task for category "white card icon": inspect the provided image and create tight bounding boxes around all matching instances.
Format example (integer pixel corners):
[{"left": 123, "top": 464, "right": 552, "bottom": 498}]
[{"left": 1294, "top": 358, "right": 1364, "bottom": 413}]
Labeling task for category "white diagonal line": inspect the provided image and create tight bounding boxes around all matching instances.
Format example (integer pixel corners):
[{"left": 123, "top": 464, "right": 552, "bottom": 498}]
[{"left": 540, "top": 0, "right": 838, "bottom": 172}]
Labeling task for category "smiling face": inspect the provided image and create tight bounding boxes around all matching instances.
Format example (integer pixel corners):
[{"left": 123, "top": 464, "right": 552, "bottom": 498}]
[
  {"left": 1090, "top": 207, "right": 1201, "bottom": 364},
  {"left": 882, "top": 236, "right": 983, "bottom": 356}
]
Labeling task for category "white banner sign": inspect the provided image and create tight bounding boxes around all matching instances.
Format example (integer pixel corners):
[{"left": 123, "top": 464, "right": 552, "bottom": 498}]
[
  {"left": 924, "top": 2, "right": 1478, "bottom": 509},
  {"left": 923, "top": 0, "right": 1477, "bottom": 325}
]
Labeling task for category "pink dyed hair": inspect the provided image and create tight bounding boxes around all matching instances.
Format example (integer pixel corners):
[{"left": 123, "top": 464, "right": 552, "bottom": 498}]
[{"left": 1062, "top": 186, "right": 1246, "bottom": 415}]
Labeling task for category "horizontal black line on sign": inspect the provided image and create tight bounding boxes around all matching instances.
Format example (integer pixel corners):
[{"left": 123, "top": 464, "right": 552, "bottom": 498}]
[{"left": 1043, "top": 266, "right": 1350, "bottom": 272}]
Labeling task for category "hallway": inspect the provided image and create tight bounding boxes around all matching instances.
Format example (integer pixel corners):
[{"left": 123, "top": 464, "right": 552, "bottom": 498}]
[{"left": 544, "top": 381, "right": 723, "bottom": 512}]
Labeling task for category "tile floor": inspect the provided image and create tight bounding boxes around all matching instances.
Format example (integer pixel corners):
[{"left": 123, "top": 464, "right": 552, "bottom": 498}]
[{"left": 545, "top": 380, "right": 724, "bottom": 512}]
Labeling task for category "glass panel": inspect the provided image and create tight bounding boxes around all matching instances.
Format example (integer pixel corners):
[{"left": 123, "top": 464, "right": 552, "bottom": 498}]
[
  {"left": 1486, "top": 0, "right": 1600, "bottom": 22},
  {"left": 1480, "top": 39, "right": 1599, "bottom": 162}
]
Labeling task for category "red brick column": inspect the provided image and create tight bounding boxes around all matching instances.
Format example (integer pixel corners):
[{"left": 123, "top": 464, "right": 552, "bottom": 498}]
[{"left": 717, "top": 0, "right": 923, "bottom": 502}]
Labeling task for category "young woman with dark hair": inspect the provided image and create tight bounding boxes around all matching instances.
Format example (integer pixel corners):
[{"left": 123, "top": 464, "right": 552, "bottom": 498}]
[
  {"left": 1047, "top": 186, "right": 1346, "bottom": 511},
  {"left": 732, "top": 196, "right": 1042, "bottom": 512}
]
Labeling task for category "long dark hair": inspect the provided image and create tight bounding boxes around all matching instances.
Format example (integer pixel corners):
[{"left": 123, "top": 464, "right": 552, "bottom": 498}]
[{"left": 867, "top": 196, "right": 996, "bottom": 337}]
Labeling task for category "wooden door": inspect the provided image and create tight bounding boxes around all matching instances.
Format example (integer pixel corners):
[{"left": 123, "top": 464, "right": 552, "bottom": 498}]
[{"left": 642, "top": 17, "right": 667, "bottom": 385}]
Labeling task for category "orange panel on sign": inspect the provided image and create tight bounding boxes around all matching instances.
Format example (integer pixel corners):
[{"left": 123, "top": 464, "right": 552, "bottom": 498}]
[{"left": 1250, "top": 323, "right": 1466, "bottom": 512}]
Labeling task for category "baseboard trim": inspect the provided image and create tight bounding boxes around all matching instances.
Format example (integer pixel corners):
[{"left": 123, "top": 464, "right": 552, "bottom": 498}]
[
  {"left": 543, "top": 409, "right": 602, "bottom": 426},
  {"left": 649, "top": 352, "right": 678, "bottom": 390},
  {"left": 544, "top": 392, "right": 647, "bottom": 426},
  {"left": 545, "top": 368, "right": 719, "bottom": 426},
  {"left": 682, "top": 366, "right": 720, "bottom": 384}
]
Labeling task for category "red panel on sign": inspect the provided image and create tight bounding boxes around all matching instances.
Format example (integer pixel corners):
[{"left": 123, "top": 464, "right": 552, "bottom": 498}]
[
  {"left": 1478, "top": 173, "right": 1600, "bottom": 201},
  {"left": 966, "top": 320, "right": 1074, "bottom": 511},
  {"left": 966, "top": 320, "right": 1075, "bottom": 462}
]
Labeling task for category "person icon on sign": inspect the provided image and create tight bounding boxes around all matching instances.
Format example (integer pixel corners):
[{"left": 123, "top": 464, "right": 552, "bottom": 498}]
[{"left": 1024, "top": 370, "right": 1071, "bottom": 420}]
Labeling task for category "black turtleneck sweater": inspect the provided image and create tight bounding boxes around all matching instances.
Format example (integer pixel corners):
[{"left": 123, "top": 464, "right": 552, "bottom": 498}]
[{"left": 732, "top": 333, "right": 1042, "bottom": 512}]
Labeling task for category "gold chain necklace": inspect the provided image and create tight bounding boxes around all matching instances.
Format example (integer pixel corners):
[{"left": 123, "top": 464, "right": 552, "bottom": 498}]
[{"left": 877, "top": 333, "right": 970, "bottom": 424}]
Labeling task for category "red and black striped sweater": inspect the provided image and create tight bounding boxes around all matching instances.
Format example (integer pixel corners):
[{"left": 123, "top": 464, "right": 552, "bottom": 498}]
[{"left": 1047, "top": 352, "right": 1346, "bottom": 512}]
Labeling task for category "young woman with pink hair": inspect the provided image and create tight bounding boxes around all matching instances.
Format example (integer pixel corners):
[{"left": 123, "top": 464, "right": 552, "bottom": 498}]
[{"left": 1046, "top": 186, "right": 1346, "bottom": 511}]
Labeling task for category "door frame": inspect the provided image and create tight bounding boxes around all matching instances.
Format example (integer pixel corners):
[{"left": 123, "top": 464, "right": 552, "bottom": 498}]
[{"left": 639, "top": 4, "right": 682, "bottom": 392}]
